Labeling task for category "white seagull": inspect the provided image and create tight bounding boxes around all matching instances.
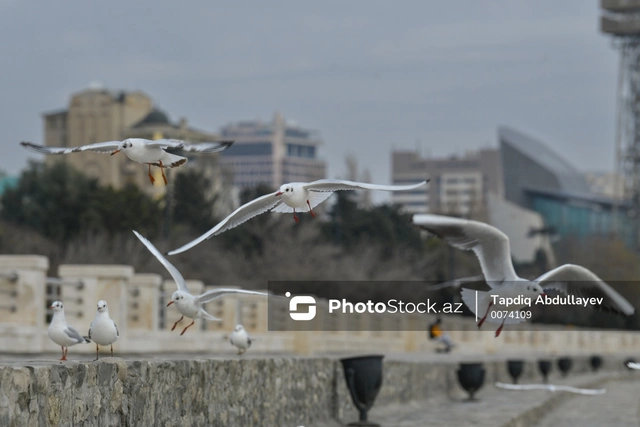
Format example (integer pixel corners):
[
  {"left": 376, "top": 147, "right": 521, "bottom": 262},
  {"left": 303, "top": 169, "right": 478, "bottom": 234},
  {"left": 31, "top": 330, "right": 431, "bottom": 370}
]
[
  {"left": 495, "top": 382, "right": 606, "bottom": 395},
  {"left": 133, "top": 230, "right": 271, "bottom": 335},
  {"left": 167, "top": 179, "right": 428, "bottom": 255},
  {"left": 88, "top": 300, "right": 119, "bottom": 360},
  {"left": 413, "top": 214, "right": 635, "bottom": 337},
  {"left": 626, "top": 362, "right": 640, "bottom": 370},
  {"left": 20, "top": 138, "right": 233, "bottom": 185},
  {"left": 48, "top": 301, "right": 91, "bottom": 361},
  {"left": 230, "top": 324, "right": 252, "bottom": 355}
]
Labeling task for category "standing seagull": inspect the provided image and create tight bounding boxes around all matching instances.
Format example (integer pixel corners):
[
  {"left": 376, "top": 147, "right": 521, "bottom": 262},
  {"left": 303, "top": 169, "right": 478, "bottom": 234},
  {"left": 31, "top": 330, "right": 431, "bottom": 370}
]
[
  {"left": 20, "top": 138, "right": 233, "bottom": 185},
  {"left": 413, "top": 214, "right": 635, "bottom": 337},
  {"left": 230, "top": 324, "right": 252, "bottom": 355},
  {"left": 133, "top": 230, "right": 271, "bottom": 335},
  {"left": 48, "top": 301, "right": 91, "bottom": 361},
  {"left": 167, "top": 179, "right": 428, "bottom": 255},
  {"left": 88, "top": 300, "right": 119, "bottom": 360}
]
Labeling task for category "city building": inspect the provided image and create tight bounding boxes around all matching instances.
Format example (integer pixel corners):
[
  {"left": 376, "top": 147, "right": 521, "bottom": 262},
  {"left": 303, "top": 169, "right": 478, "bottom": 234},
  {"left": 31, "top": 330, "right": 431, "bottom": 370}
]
[
  {"left": 42, "top": 86, "right": 227, "bottom": 202},
  {"left": 499, "top": 126, "right": 633, "bottom": 247},
  {"left": 391, "top": 148, "right": 502, "bottom": 215},
  {"left": 219, "top": 112, "right": 326, "bottom": 190}
]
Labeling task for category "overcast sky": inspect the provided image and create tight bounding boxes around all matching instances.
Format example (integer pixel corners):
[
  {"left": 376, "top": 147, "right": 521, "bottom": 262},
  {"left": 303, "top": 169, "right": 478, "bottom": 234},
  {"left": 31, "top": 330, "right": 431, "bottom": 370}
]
[{"left": 0, "top": 1, "right": 619, "bottom": 199}]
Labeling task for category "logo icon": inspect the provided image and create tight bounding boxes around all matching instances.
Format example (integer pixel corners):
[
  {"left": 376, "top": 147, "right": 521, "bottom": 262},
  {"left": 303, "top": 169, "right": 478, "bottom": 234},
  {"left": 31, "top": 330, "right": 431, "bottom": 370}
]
[{"left": 286, "top": 292, "right": 317, "bottom": 321}]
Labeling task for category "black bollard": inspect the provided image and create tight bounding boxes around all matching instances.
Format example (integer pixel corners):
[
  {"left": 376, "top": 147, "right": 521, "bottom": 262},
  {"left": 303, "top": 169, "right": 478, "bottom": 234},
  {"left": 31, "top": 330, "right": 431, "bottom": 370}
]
[
  {"left": 340, "top": 355, "right": 384, "bottom": 426},
  {"left": 507, "top": 360, "right": 524, "bottom": 384},
  {"left": 538, "top": 360, "right": 552, "bottom": 383},
  {"left": 457, "top": 362, "right": 485, "bottom": 401}
]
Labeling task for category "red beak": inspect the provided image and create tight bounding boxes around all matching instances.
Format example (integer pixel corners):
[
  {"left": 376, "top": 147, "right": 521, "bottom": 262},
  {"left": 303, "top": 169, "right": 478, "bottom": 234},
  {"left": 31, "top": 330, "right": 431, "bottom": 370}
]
[
  {"left": 275, "top": 192, "right": 282, "bottom": 196},
  {"left": 49, "top": 305, "right": 54, "bottom": 309},
  {"left": 167, "top": 301, "right": 174, "bottom": 307},
  {"left": 110, "top": 149, "right": 121, "bottom": 156},
  {"left": 541, "top": 293, "right": 547, "bottom": 297}
]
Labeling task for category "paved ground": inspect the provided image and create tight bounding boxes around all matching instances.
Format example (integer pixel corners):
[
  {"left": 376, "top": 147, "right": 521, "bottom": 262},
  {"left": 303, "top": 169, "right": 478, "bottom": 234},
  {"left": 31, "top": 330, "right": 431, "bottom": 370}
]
[
  {"left": 319, "top": 372, "right": 634, "bottom": 427},
  {"left": 535, "top": 378, "right": 640, "bottom": 427}
]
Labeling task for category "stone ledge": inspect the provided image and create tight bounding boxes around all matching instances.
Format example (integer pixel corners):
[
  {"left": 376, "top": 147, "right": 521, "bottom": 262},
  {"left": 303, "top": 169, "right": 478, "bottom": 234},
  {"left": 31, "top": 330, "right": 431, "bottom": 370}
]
[
  {"left": 0, "top": 255, "right": 49, "bottom": 271},
  {"left": 58, "top": 264, "right": 135, "bottom": 279}
]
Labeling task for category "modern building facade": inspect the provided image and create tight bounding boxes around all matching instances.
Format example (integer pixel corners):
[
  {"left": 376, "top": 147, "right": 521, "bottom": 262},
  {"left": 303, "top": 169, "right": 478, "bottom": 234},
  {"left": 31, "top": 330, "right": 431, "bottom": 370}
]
[
  {"left": 42, "top": 87, "right": 226, "bottom": 201},
  {"left": 499, "top": 126, "right": 633, "bottom": 246},
  {"left": 391, "top": 148, "right": 502, "bottom": 215},
  {"left": 219, "top": 112, "right": 326, "bottom": 190}
]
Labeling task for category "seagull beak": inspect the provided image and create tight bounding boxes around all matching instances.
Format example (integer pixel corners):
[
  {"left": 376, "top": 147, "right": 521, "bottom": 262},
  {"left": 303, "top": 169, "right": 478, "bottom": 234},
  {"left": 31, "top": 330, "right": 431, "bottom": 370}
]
[
  {"left": 49, "top": 305, "right": 54, "bottom": 309},
  {"left": 541, "top": 293, "right": 547, "bottom": 297},
  {"left": 110, "top": 149, "right": 121, "bottom": 156},
  {"left": 275, "top": 192, "right": 283, "bottom": 196},
  {"left": 167, "top": 301, "right": 174, "bottom": 307}
]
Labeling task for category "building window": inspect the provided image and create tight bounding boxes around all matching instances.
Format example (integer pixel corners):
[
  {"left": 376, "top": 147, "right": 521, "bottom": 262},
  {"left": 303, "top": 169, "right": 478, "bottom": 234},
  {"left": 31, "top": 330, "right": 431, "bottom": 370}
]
[
  {"left": 286, "top": 144, "right": 316, "bottom": 158},
  {"left": 223, "top": 142, "right": 273, "bottom": 156}
]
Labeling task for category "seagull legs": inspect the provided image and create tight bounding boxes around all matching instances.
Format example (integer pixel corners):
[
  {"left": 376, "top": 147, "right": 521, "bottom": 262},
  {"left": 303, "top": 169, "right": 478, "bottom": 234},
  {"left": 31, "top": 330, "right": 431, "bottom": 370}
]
[
  {"left": 293, "top": 209, "right": 299, "bottom": 223},
  {"left": 158, "top": 161, "right": 168, "bottom": 185},
  {"left": 495, "top": 318, "right": 506, "bottom": 338},
  {"left": 95, "top": 343, "right": 99, "bottom": 361},
  {"left": 59, "top": 346, "right": 67, "bottom": 361},
  {"left": 477, "top": 302, "right": 493, "bottom": 328},
  {"left": 110, "top": 344, "right": 113, "bottom": 357},
  {"left": 306, "top": 200, "right": 316, "bottom": 218},
  {"left": 147, "top": 164, "right": 155, "bottom": 184},
  {"left": 180, "top": 320, "right": 195, "bottom": 336},
  {"left": 171, "top": 316, "right": 184, "bottom": 331}
]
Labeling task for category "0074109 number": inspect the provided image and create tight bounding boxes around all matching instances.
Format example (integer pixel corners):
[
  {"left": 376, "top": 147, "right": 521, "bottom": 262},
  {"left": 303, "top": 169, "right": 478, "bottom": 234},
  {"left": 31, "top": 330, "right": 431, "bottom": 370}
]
[{"left": 490, "top": 310, "right": 532, "bottom": 320}]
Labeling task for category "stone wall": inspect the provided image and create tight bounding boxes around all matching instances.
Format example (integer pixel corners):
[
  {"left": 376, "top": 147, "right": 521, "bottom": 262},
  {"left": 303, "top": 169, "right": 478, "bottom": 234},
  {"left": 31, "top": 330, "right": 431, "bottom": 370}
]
[{"left": 0, "top": 355, "right": 629, "bottom": 427}]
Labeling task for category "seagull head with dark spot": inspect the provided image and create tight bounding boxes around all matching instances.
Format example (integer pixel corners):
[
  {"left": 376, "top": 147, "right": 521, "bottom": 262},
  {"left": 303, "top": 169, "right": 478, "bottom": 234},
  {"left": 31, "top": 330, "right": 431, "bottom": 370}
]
[
  {"left": 50, "top": 301, "right": 63, "bottom": 311},
  {"left": 111, "top": 139, "right": 133, "bottom": 156},
  {"left": 168, "top": 290, "right": 187, "bottom": 307},
  {"left": 96, "top": 300, "right": 108, "bottom": 313},
  {"left": 275, "top": 184, "right": 294, "bottom": 198}
]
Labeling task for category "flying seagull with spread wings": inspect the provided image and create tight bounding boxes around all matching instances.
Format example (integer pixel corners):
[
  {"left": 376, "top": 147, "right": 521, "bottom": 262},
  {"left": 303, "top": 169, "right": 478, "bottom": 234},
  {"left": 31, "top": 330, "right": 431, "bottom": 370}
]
[
  {"left": 20, "top": 138, "right": 233, "bottom": 185},
  {"left": 167, "top": 179, "right": 428, "bottom": 255},
  {"left": 413, "top": 214, "right": 634, "bottom": 337},
  {"left": 133, "top": 230, "right": 270, "bottom": 335}
]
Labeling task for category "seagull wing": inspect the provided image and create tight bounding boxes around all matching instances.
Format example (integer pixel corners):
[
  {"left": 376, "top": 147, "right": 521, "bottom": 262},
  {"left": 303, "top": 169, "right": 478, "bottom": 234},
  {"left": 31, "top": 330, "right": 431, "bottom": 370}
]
[
  {"left": 303, "top": 179, "right": 427, "bottom": 192},
  {"left": 20, "top": 140, "right": 121, "bottom": 154},
  {"left": 495, "top": 382, "right": 547, "bottom": 391},
  {"left": 167, "top": 192, "right": 283, "bottom": 255},
  {"left": 114, "top": 321, "right": 119, "bottom": 337},
  {"left": 413, "top": 214, "right": 518, "bottom": 286},
  {"left": 556, "top": 385, "right": 607, "bottom": 395},
  {"left": 132, "top": 230, "right": 188, "bottom": 293},
  {"left": 627, "top": 362, "right": 640, "bottom": 370},
  {"left": 64, "top": 326, "right": 87, "bottom": 344},
  {"left": 181, "top": 140, "right": 234, "bottom": 153},
  {"left": 144, "top": 139, "right": 185, "bottom": 149},
  {"left": 196, "top": 288, "right": 270, "bottom": 304},
  {"left": 536, "top": 264, "right": 635, "bottom": 316}
]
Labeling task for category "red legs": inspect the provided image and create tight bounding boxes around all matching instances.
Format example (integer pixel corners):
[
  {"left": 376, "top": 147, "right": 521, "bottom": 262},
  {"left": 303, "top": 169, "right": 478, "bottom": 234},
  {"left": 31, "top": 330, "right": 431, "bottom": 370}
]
[
  {"left": 307, "top": 200, "right": 316, "bottom": 218},
  {"left": 495, "top": 318, "right": 506, "bottom": 338},
  {"left": 180, "top": 320, "right": 195, "bottom": 336},
  {"left": 477, "top": 302, "right": 493, "bottom": 328},
  {"left": 171, "top": 316, "right": 184, "bottom": 332},
  {"left": 60, "top": 346, "right": 67, "bottom": 361},
  {"left": 147, "top": 164, "right": 155, "bottom": 184},
  {"left": 110, "top": 344, "right": 113, "bottom": 357},
  {"left": 293, "top": 209, "right": 299, "bottom": 223},
  {"left": 158, "top": 161, "right": 168, "bottom": 185},
  {"left": 95, "top": 343, "right": 99, "bottom": 361}
]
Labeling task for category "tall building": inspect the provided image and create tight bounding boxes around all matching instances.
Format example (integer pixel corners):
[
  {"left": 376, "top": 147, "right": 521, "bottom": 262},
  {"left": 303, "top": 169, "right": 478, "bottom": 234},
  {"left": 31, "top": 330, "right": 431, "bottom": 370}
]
[
  {"left": 391, "top": 148, "right": 502, "bottom": 215},
  {"left": 42, "top": 87, "right": 226, "bottom": 200},
  {"left": 499, "top": 126, "right": 633, "bottom": 246},
  {"left": 219, "top": 112, "right": 326, "bottom": 190}
]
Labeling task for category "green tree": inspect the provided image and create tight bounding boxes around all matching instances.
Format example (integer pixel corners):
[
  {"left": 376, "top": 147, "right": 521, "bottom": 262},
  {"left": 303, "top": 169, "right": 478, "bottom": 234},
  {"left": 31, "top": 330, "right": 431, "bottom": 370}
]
[{"left": 171, "top": 169, "right": 217, "bottom": 234}]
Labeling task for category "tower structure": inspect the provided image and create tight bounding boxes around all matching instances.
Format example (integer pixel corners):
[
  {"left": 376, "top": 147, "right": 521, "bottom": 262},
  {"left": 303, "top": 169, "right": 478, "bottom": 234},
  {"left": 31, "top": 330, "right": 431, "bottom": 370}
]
[{"left": 601, "top": 0, "right": 640, "bottom": 247}]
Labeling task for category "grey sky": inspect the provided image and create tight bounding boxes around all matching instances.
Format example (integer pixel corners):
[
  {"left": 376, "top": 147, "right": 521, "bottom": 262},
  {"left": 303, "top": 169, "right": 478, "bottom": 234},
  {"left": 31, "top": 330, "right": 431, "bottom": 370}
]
[{"left": 0, "top": 1, "right": 619, "bottom": 200}]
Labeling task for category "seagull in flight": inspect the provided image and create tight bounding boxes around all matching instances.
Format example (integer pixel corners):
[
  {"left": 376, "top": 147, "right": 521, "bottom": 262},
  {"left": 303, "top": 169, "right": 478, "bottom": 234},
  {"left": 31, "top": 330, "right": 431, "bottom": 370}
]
[
  {"left": 167, "top": 179, "right": 428, "bottom": 255},
  {"left": 495, "top": 382, "right": 606, "bottom": 395},
  {"left": 133, "top": 230, "right": 270, "bottom": 335},
  {"left": 20, "top": 138, "right": 233, "bottom": 185},
  {"left": 413, "top": 214, "right": 635, "bottom": 337}
]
